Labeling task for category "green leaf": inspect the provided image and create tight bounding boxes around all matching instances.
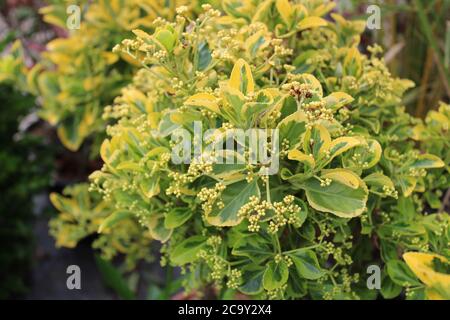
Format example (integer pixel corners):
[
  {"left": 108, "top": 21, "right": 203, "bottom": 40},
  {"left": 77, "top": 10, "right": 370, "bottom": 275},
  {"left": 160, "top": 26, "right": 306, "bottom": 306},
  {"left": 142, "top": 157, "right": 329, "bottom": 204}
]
[
  {"left": 343, "top": 47, "right": 362, "bottom": 76},
  {"left": 239, "top": 268, "right": 265, "bottom": 295},
  {"left": 206, "top": 180, "right": 260, "bottom": 226},
  {"left": 57, "top": 113, "right": 88, "bottom": 151},
  {"left": 286, "top": 268, "right": 308, "bottom": 298},
  {"left": 94, "top": 255, "right": 135, "bottom": 300},
  {"left": 396, "top": 196, "right": 416, "bottom": 221},
  {"left": 241, "top": 89, "right": 274, "bottom": 121},
  {"left": 386, "top": 260, "right": 421, "bottom": 287},
  {"left": 263, "top": 260, "right": 289, "bottom": 291},
  {"left": 303, "top": 125, "right": 330, "bottom": 158},
  {"left": 411, "top": 154, "right": 445, "bottom": 169},
  {"left": 381, "top": 273, "right": 402, "bottom": 299},
  {"left": 321, "top": 136, "right": 361, "bottom": 165},
  {"left": 276, "top": 0, "right": 293, "bottom": 26},
  {"left": 197, "top": 41, "right": 212, "bottom": 71},
  {"left": 395, "top": 176, "right": 417, "bottom": 197},
  {"left": 164, "top": 208, "right": 193, "bottom": 229},
  {"left": 139, "top": 176, "right": 160, "bottom": 198},
  {"left": 147, "top": 214, "right": 173, "bottom": 243},
  {"left": 324, "top": 92, "right": 354, "bottom": 111},
  {"left": 154, "top": 28, "right": 176, "bottom": 52},
  {"left": 380, "top": 240, "right": 398, "bottom": 262},
  {"left": 98, "top": 211, "right": 133, "bottom": 233},
  {"left": 232, "top": 235, "right": 273, "bottom": 263},
  {"left": 302, "top": 170, "right": 368, "bottom": 218},
  {"left": 364, "top": 172, "right": 395, "bottom": 189},
  {"left": 229, "top": 58, "right": 254, "bottom": 95},
  {"left": 170, "top": 236, "right": 207, "bottom": 266},
  {"left": 288, "top": 249, "right": 324, "bottom": 280},
  {"left": 297, "top": 17, "right": 328, "bottom": 31},
  {"left": 277, "top": 111, "right": 307, "bottom": 149},
  {"left": 245, "top": 30, "right": 267, "bottom": 57}
]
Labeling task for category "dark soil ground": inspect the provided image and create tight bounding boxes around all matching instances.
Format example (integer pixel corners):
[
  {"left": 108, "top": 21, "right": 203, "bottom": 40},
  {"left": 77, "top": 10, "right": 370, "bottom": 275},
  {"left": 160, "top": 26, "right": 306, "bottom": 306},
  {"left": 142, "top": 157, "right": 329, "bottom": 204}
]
[{"left": 26, "top": 193, "right": 114, "bottom": 300}]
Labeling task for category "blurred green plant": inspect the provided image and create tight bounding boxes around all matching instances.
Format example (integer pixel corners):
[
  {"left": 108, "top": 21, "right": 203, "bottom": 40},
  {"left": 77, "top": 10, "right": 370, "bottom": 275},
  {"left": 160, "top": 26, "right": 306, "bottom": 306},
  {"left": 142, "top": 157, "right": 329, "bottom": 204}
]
[
  {"left": 25, "top": 0, "right": 215, "bottom": 152},
  {"left": 0, "top": 43, "right": 52, "bottom": 299},
  {"left": 346, "top": 0, "right": 450, "bottom": 116}
]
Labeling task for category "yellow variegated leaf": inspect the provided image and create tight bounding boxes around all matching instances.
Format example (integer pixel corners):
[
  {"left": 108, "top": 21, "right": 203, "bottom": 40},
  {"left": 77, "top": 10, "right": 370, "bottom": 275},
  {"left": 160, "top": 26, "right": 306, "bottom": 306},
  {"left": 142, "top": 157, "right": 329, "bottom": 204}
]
[
  {"left": 179, "top": 187, "right": 197, "bottom": 196},
  {"left": 403, "top": 252, "right": 450, "bottom": 299},
  {"left": 293, "top": 4, "right": 308, "bottom": 20},
  {"left": 324, "top": 92, "right": 354, "bottom": 110},
  {"left": 50, "top": 193, "right": 77, "bottom": 214},
  {"left": 145, "top": 147, "right": 170, "bottom": 159},
  {"left": 222, "top": 0, "right": 255, "bottom": 19},
  {"left": 147, "top": 112, "right": 161, "bottom": 129},
  {"left": 252, "top": 0, "right": 274, "bottom": 23},
  {"left": 344, "top": 47, "right": 362, "bottom": 76},
  {"left": 302, "top": 170, "right": 368, "bottom": 218},
  {"left": 120, "top": 52, "right": 142, "bottom": 67},
  {"left": 397, "top": 176, "right": 417, "bottom": 197},
  {"left": 154, "top": 28, "right": 176, "bottom": 52},
  {"left": 311, "top": 2, "right": 336, "bottom": 16},
  {"left": 414, "top": 180, "right": 425, "bottom": 193},
  {"left": 185, "top": 93, "right": 220, "bottom": 114},
  {"left": 132, "top": 29, "right": 152, "bottom": 42},
  {"left": 296, "top": 73, "right": 323, "bottom": 97},
  {"left": 116, "top": 161, "right": 144, "bottom": 172},
  {"left": 277, "top": 110, "right": 308, "bottom": 126},
  {"left": 147, "top": 215, "right": 172, "bottom": 243},
  {"left": 349, "top": 139, "right": 382, "bottom": 169},
  {"left": 57, "top": 123, "right": 83, "bottom": 152},
  {"left": 98, "top": 211, "right": 133, "bottom": 233},
  {"left": 321, "top": 136, "right": 361, "bottom": 160},
  {"left": 321, "top": 169, "right": 360, "bottom": 189},
  {"left": 229, "top": 58, "right": 255, "bottom": 95},
  {"left": 101, "top": 52, "right": 119, "bottom": 65},
  {"left": 288, "top": 149, "right": 315, "bottom": 168},
  {"left": 303, "top": 124, "right": 331, "bottom": 157},
  {"left": 245, "top": 30, "right": 269, "bottom": 57},
  {"left": 411, "top": 154, "right": 445, "bottom": 169},
  {"left": 411, "top": 124, "right": 427, "bottom": 141},
  {"left": 241, "top": 89, "right": 274, "bottom": 120},
  {"left": 364, "top": 172, "right": 395, "bottom": 190},
  {"left": 170, "top": 110, "right": 201, "bottom": 125},
  {"left": 426, "top": 110, "right": 449, "bottom": 130},
  {"left": 140, "top": 176, "right": 160, "bottom": 199},
  {"left": 26, "top": 63, "right": 43, "bottom": 95},
  {"left": 297, "top": 17, "right": 328, "bottom": 31},
  {"left": 100, "top": 139, "right": 112, "bottom": 164},
  {"left": 367, "top": 139, "right": 382, "bottom": 167},
  {"left": 276, "top": 0, "right": 294, "bottom": 26}
]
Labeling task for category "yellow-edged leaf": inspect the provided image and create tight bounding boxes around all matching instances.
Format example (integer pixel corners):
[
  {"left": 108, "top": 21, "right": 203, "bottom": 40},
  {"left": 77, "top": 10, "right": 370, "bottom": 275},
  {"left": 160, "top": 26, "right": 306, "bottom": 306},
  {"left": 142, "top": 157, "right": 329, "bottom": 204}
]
[
  {"left": 229, "top": 58, "right": 255, "bottom": 95},
  {"left": 288, "top": 149, "right": 315, "bottom": 168},
  {"left": 297, "top": 17, "right": 328, "bottom": 31},
  {"left": 321, "top": 169, "right": 360, "bottom": 189},
  {"left": 185, "top": 93, "right": 220, "bottom": 114},
  {"left": 403, "top": 252, "right": 450, "bottom": 289},
  {"left": 321, "top": 136, "right": 361, "bottom": 160},
  {"left": 324, "top": 92, "right": 354, "bottom": 110},
  {"left": 276, "top": 0, "right": 294, "bottom": 26},
  {"left": 303, "top": 124, "right": 331, "bottom": 156},
  {"left": 411, "top": 154, "right": 445, "bottom": 169}
]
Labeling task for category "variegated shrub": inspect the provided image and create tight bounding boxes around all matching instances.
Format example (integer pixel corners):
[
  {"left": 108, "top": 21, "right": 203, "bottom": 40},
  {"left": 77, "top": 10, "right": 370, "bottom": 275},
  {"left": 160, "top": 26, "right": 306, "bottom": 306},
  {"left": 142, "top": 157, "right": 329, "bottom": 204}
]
[
  {"left": 28, "top": 0, "right": 208, "bottom": 151},
  {"left": 49, "top": 1, "right": 450, "bottom": 299}
]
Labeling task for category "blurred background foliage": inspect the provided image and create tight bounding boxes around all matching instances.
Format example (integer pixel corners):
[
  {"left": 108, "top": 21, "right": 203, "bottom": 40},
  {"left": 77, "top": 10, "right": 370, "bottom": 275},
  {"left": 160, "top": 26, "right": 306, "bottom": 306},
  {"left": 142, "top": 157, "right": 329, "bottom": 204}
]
[
  {"left": 0, "top": 44, "right": 52, "bottom": 298},
  {"left": 342, "top": 0, "right": 449, "bottom": 115}
]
